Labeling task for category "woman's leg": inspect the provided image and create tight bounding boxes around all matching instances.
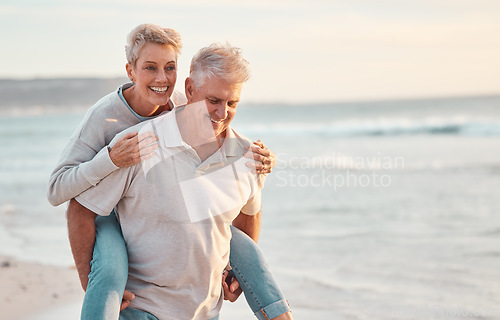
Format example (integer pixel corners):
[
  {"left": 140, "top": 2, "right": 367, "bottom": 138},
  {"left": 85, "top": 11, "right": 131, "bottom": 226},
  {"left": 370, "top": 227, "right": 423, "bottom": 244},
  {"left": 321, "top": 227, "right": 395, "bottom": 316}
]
[
  {"left": 229, "top": 225, "right": 292, "bottom": 320},
  {"left": 81, "top": 211, "right": 128, "bottom": 320}
]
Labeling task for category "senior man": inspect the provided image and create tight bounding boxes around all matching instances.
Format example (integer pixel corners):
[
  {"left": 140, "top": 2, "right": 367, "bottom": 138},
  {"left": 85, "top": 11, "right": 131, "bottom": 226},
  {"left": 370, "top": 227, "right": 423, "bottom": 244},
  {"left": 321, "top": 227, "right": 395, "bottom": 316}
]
[{"left": 73, "top": 43, "right": 283, "bottom": 320}]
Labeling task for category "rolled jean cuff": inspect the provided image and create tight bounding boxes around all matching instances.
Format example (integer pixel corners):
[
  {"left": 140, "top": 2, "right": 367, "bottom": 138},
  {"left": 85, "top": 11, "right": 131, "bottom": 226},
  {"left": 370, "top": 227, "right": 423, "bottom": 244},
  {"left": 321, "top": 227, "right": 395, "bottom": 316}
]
[{"left": 254, "top": 299, "right": 291, "bottom": 320}]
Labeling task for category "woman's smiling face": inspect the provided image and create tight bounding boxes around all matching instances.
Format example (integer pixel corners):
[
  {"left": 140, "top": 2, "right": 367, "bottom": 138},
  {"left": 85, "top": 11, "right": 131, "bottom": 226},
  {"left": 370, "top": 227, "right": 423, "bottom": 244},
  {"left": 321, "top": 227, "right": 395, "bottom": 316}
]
[{"left": 127, "top": 42, "right": 178, "bottom": 109}]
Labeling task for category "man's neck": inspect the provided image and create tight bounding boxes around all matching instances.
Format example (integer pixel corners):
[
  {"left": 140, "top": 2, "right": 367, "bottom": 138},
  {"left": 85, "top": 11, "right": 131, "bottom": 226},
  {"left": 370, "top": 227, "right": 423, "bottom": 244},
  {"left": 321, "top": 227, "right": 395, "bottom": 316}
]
[{"left": 192, "top": 138, "right": 224, "bottom": 163}]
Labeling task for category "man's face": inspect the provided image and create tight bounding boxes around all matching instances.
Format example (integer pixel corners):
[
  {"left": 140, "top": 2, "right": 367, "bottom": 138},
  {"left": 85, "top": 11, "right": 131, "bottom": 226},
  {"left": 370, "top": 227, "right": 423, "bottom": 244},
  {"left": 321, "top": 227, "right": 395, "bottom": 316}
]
[{"left": 186, "top": 77, "right": 242, "bottom": 140}]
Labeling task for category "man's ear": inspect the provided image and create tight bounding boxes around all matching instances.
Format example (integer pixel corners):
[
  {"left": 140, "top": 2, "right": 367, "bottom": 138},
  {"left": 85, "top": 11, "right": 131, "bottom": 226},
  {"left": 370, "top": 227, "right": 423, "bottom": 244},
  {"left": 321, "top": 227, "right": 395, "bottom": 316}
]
[{"left": 185, "top": 77, "right": 194, "bottom": 102}]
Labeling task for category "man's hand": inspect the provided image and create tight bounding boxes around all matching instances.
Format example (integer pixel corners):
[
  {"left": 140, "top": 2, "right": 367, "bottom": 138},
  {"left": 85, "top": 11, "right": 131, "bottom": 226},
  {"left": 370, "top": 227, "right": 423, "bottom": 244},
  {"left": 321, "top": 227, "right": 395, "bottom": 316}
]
[
  {"left": 222, "top": 271, "right": 242, "bottom": 302},
  {"left": 244, "top": 140, "right": 276, "bottom": 175},
  {"left": 120, "top": 290, "right": 136, "bottom": 311},
  {"left": 109, "top": 131, "right": 158, "bottom": 168}
]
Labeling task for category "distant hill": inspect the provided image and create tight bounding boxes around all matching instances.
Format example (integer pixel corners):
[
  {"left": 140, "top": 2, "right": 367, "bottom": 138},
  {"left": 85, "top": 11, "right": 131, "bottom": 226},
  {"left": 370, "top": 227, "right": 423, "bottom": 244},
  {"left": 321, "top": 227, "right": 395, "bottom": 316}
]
[{"left": 0, "top": 77, "right": 128, "bottom": 111}]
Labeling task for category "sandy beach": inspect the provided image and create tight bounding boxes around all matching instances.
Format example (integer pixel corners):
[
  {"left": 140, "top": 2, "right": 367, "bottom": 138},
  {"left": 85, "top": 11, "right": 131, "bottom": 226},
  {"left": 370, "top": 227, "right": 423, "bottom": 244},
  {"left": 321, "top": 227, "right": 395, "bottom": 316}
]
[
  {"left": 0, "top": 256, "right": 83, "bottom": 320},
  {"left": 0, "top": 255, "right": 290, "bottom": 320},
  {"left": 0, "top": 255, "right": 295, "bottom": 320}
]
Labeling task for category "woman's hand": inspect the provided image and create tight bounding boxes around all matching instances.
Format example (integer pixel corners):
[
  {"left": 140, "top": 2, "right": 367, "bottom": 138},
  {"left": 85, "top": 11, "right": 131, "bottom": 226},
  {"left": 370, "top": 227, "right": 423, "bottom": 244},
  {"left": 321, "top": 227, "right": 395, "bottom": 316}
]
[
  {"left": 244, "top": 140, "right": 276, "bottom": 174},
  {"left": 109, "top": 131, "right": 158, "bottom": 168}
]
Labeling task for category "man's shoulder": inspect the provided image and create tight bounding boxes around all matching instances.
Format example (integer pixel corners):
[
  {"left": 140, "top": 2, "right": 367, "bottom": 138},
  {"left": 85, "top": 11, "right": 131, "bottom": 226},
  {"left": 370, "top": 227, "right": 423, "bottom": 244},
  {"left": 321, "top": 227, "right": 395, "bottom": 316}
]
[
  {"left": 109, "top": 120, "right": 147, "bottom": 146},
  {"left": 228, "top": 127, "right": 253, "bottom": 149},
  {"left": 110, "top": 108, "right": 174, "bottom": 146}
]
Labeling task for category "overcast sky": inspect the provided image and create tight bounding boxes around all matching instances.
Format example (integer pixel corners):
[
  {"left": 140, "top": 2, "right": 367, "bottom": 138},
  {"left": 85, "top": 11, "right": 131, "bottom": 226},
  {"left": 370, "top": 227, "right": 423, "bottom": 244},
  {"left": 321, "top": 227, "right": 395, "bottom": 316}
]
[{"left": 1, "top": 0, "right": 499, "bottom": 103}]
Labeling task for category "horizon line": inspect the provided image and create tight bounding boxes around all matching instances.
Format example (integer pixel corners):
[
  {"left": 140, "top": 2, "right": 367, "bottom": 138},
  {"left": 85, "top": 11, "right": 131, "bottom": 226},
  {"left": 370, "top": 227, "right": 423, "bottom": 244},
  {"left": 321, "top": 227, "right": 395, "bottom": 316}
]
[{"left": 1, "top": 76, "right": 499, "bottom": 106}]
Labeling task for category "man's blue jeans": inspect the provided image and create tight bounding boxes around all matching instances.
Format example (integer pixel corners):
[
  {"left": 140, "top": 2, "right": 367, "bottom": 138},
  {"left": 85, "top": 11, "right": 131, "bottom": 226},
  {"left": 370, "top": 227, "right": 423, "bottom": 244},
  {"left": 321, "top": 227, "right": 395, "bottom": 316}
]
[{"left": 81, "top": 212, "right": 290, "bottom": 320}]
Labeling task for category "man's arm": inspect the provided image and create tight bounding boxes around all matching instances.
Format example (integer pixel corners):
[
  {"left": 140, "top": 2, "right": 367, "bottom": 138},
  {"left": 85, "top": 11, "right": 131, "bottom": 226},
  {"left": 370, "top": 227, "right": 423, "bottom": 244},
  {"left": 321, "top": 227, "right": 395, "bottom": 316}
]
[
  {"left": 66, "top": 199, "right": 97, "bottom": 290},
  {"left": 232, "top": 210, "right": 261, "bottom": 242},
  {"left": 67, "top": 198, "right": 136, "bottom": 310},
  {"left": 222, "top": 211, "right": 261, "bottom": 302}
]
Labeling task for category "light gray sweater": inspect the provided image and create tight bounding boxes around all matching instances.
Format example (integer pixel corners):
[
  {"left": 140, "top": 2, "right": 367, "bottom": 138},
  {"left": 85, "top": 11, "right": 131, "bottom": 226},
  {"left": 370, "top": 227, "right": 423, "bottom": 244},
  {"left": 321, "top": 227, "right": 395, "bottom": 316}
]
[{"left": 47, "top": 85, "right": 185, "bottom": 206}]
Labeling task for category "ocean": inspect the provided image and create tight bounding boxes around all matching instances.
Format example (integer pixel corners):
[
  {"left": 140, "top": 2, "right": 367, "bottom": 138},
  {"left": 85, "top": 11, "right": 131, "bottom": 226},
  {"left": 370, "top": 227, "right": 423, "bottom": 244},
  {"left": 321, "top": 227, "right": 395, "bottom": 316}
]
[{"left": 1, "top": 79, "right": 500, "bottom": 319}]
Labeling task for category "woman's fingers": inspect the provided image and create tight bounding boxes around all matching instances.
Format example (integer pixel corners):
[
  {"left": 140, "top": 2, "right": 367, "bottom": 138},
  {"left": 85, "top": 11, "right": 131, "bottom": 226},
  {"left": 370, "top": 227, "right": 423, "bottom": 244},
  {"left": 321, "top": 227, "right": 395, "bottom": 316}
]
[
  {"left": 246, "top": 162, "right": 271, "bottom": 174},
  {"left": 252, "top": 141, "right": 271, "bottom": 155},
  {"left": 121, "top": 131, "right": 139, "bottom": 140},
  {"left": 138, "top": 131, "right": 158, "bottom": 148},
  {"left": 110, "top": 131, "right": 158, "bottom": 168},
  {"left": 244, "top": 143, "right": 276, "bottom": 174},
  {"left": 244, "top": 151, "right": 269, "bottom": 164},
  {"left": 248, "top": 141, "right": 276, "bottom": 171},
  {"left": 139, "top": 145, "right": 158, "bottom": 161}
]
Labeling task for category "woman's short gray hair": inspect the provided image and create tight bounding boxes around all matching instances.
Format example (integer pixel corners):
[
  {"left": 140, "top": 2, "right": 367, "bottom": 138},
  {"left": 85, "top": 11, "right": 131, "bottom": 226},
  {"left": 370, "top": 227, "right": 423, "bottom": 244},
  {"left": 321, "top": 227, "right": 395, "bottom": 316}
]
[
  {"left": 125, "top": 23, "right": 182, "bottom": 66},
  {"left": 189, "top": 43, "right": 251, "bottom": 88}
]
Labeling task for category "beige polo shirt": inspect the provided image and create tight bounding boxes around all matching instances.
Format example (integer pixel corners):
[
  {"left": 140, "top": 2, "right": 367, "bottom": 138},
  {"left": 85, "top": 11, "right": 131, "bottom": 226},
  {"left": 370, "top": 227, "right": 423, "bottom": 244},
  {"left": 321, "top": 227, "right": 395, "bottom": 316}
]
[{"left": 76, "top": 106, "right": 264, "bottom": 320}]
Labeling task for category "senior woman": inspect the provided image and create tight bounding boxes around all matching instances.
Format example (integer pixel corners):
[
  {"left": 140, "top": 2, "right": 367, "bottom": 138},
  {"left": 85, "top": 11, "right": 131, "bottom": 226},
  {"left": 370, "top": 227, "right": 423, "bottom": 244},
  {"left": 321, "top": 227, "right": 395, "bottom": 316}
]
[{"left": 48, "top": 24, "right": 292, "bottom": 320}]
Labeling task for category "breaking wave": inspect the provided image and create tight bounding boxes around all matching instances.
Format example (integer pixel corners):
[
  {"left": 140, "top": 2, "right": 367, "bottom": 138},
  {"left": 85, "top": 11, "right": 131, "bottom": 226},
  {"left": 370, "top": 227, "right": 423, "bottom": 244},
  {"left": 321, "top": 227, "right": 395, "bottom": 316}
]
[{"left": 238, "top": 117, "right": 500, "bottom": 137}]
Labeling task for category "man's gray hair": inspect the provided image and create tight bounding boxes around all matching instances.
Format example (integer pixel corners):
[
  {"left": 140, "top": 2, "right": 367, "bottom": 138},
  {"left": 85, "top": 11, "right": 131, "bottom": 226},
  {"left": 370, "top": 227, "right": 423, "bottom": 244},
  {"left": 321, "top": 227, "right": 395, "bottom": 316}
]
[
  {"left": 125, "top": 23, "right": 182, "bottom": 66},
  {"left": 189, "top": 43, "right": 251, "bottom": 88}
]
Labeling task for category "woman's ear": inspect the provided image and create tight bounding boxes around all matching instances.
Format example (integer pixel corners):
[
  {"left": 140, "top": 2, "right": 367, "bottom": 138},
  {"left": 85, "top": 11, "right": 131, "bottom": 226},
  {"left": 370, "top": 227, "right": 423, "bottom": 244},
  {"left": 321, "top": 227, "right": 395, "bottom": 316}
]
[{"left": 126, "top": 63, "right": 134, "bottom": 82}]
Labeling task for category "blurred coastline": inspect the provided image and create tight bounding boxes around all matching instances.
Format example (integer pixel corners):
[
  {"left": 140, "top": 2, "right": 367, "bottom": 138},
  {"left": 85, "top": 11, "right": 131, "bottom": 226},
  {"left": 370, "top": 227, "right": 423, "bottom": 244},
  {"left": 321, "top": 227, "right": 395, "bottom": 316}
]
[{"left": 0, "top": 77, "right": 128, "bottom": 115}]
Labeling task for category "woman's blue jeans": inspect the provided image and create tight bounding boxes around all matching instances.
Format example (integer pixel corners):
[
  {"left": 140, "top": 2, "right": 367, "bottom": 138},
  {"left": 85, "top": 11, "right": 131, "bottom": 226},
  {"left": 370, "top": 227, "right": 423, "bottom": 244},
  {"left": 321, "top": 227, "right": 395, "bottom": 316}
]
[{"left": 81, "top": 212, "right": 290, "bottom": 320}]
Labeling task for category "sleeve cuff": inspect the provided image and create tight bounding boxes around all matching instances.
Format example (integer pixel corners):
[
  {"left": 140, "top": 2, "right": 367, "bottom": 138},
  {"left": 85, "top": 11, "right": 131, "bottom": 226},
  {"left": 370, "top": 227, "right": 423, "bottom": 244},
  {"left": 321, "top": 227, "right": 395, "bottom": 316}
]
[
  {"left": 74, "top": 196, "right": 112, "bottom": 216},
  {"left": 79, "top": 146, "right": 119, "bottom": 186},
  {"left": 240, "top": 191, "right": 262, "bottom": 216}
]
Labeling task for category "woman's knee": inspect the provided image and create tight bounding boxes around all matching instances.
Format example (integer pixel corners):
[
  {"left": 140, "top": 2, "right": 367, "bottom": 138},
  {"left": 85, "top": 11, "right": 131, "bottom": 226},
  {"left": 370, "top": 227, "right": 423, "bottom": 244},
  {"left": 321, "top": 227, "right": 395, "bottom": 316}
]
[
  {"left": 88, "top": 252, "right": 127, "bottom": 291},
  {"left": 230, "top": 225, "right": 263, "bottom": 264}
]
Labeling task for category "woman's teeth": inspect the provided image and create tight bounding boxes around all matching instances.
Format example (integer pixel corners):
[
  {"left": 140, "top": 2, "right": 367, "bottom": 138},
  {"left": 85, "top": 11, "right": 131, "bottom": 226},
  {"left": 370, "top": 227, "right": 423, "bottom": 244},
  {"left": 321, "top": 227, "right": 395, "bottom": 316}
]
[{"left": 150, "top": 86, "right": 168, "bottom": 93}]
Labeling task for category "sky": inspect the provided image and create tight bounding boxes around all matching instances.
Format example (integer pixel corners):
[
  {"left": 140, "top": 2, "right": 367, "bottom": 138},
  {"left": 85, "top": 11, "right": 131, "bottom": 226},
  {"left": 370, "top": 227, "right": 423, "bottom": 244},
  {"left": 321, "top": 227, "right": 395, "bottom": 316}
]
[{"left": 1, "top": 0, "right": 499, "bottom": 103}]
